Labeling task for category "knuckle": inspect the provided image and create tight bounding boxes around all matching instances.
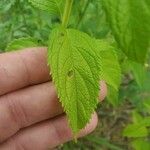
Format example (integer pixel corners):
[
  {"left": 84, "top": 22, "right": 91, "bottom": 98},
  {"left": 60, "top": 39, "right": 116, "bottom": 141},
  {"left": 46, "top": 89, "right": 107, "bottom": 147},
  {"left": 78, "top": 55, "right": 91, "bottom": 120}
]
[
  {"left": 19, "top": 53, "right": 31, "bottom": 85},
  {"left": 0, "top": 65, "right": 10, "bottom": 93}
]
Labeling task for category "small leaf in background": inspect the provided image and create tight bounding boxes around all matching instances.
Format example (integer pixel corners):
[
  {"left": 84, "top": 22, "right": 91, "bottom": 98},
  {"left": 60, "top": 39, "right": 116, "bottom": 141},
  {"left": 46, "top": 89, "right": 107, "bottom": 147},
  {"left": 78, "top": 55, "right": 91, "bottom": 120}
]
[
  {"left": 132, "top": 111, "right": 143, "bottom": 123},
  {"left": 123, "top": 114, "right": 150, "bottom": 138},
  {"left": 132, "top": 139, "right": 150, "bottom": 150},
  {"left": 143, "top": 99, "right": 150, "bottom": 113},
  {"left": 28, "top": 0, "right": 63, "bottom": 17},
  {"left": 123, "top": 111, "right": 150, "bottom": 138},
  {"left": 123, "top": 124, "right": 148, "bottom": 138},
  {"left": 6, "top": 37, "right": 40, "bottom": 51},
  {"left": 102, "top": 0, "right": 150, "bottom": 63},
  {"left": 48, "top": 27, "right": 100, "bottom": 134},
  {"left": 142, "top": 117, "right": 150, "bottom": 127}
]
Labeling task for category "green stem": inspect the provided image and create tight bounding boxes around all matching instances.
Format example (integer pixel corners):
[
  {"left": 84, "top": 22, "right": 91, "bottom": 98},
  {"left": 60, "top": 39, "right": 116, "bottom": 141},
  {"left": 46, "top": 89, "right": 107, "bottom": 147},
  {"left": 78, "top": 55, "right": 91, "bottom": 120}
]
[{"left": 62, "top": 0, "right": 73, "bottom": 28}]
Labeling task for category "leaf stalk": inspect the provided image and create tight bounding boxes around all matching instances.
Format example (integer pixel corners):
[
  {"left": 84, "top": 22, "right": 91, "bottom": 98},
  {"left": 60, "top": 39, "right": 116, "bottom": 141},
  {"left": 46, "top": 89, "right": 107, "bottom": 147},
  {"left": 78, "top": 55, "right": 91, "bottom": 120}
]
[{"left": 62, "top": 0, "right": 73, "bottom": 28}]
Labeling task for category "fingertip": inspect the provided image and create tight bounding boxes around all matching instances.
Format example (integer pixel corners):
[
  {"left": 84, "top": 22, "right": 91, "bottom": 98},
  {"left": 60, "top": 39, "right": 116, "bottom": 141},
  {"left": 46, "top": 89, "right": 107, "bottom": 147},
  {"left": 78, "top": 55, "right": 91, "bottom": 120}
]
[{"left": 78, "top": 112, "right": 98, "bottom": 137}]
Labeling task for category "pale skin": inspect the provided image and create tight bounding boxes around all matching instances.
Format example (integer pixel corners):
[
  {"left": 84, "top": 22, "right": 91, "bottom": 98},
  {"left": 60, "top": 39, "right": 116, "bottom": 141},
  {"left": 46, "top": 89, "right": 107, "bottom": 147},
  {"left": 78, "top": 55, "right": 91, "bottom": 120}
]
[{"left": 0, "top": 48, "right": 107, "bottom": 150}]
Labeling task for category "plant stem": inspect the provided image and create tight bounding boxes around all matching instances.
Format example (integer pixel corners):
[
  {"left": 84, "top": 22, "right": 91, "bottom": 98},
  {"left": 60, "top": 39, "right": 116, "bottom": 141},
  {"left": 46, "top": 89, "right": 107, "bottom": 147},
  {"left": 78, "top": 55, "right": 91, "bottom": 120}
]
[{"left": 62, "top": 0, "right": 73, "bottom": 28}]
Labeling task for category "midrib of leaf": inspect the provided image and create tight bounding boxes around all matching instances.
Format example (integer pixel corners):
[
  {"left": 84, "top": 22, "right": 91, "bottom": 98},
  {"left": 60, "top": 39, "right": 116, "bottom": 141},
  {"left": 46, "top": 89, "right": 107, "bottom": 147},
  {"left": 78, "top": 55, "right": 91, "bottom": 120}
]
[
  {"left": 66, "top": 33, "right": 79, "bottom": 128},
  {"left": 74, "top": 46, "right": 97, "bottom": 84},
  {"left": 52, "top": 31, "right": 80, "bottom": 129},
  {"left": 67, "top": 33, "right": 97, "bottom": 129}
]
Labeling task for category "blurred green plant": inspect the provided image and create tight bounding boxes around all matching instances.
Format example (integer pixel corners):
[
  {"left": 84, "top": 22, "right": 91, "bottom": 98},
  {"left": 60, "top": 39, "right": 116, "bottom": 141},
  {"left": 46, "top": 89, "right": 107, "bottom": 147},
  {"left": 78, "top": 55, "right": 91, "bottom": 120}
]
[{"left": 123, "top": 111, "right": 150, "bottom": 150}]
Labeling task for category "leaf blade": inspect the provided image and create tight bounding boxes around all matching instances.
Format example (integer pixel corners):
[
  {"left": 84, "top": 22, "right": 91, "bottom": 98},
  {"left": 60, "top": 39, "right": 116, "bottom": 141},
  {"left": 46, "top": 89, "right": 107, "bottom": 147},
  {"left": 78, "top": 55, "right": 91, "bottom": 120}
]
[
  {"left": 102, "top": 0, "right": 150, "bottom": 63},
  {"left": 48, "top": 27, "right": 100, "bottom": 133}
]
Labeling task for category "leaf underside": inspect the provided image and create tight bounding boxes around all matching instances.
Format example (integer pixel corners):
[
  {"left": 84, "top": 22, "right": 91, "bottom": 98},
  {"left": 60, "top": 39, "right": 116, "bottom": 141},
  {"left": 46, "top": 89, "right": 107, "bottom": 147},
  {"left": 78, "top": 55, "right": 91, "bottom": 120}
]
[
  {"left": 103, "top": 0, "right": 150, "bottom": 64},
  {"left": 48, "top": 27, "right": 100, "bottom": 133}
]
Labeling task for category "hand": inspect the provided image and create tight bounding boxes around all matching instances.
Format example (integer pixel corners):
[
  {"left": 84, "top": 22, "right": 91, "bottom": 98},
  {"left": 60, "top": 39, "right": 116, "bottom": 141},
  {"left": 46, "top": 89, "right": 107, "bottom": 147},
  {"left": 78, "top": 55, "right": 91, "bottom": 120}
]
[{"left": 0, "top": 48, "right": 107, "bottom": 150}]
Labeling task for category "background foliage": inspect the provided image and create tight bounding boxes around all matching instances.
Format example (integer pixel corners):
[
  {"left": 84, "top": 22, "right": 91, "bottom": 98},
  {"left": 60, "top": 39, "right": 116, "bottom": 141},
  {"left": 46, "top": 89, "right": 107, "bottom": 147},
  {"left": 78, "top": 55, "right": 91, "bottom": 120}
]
[{"left": 0, "top": 0, "right": 150, "bottom": 149}]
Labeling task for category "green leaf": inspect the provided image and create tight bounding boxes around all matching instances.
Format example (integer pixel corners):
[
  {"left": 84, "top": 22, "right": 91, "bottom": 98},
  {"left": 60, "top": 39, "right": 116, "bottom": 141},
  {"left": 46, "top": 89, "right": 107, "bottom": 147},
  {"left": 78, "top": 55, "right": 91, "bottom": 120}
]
[
  {"left": 123, "top": 111, "right": 150, "bottom": 138},
  {"left": 6, "top": 37, "right": 40, "bottom": 51},
  {"left": 29, "top": 0, "right": 63, "bottom": 17},
  {"left": 107, "top": 85, "right": 119, "bottom": 107},
  {"left": 123, "top": 124, "right": 148, "bottom": 138},
  {"left": 121, "top": 59, "right": 147, "bottom": 88},
  {"left": 143, "top": 99, "right": 150, "bottom": 112},
  {"left": 94, "top": 40, "right": 121, "bottom": 106},
  {"left": 95, "top": 40, "right": 121, "bottom": 91},
  {"left": 142, "top": 117, "right": 150, "bottom": 127},
  {"left": 48, "top": 27, "right": 100, "bottom": 133},
  {"left": 132, "top": 139, "right": 150, "bottom": 150},
  {"left": 132, "top": 111, "right": 143, "bottom": 123},
  {"left": 102, "top": 0, "right": 150, "bottom": 63},
  {"left": 129, "top": 61, "right": 146, "bottom": 88}
]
